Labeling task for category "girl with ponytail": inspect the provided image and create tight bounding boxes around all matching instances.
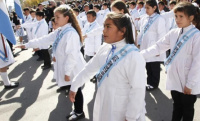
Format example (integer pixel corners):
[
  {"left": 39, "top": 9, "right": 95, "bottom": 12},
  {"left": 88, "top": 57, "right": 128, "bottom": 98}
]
[{"left": 17, "top": 5, "right": 86, "bottom": 121}]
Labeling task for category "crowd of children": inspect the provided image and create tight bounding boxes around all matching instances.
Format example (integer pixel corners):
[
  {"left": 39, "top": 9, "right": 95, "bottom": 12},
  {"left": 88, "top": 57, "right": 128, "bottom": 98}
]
[{"left": 1, "top": 0, "right": 200, "bottom": 121}]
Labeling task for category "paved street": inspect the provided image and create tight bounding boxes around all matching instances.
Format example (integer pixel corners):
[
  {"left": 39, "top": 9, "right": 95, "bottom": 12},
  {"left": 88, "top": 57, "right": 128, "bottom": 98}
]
[{"left": 0, "top": 47, "right": 200, "bottom": 121}]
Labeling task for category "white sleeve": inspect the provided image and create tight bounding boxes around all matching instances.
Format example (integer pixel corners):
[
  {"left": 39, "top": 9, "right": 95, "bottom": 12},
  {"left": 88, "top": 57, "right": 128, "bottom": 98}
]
[
  {"left": 161, "top": 10, "right": 175, "bottom": 20},
  {"left": 157, "top": 17, "right": 166, "bottom": 41},
  {"left": 70, "top": 45, "right": 106, "bottom": 92},
  {"left": 21, "top": 22, "right": 38, "bottom": 29},
  {"left": 86, "top": 26, "right": 103, "bottom": 38},
  {"left": 94, "top": 35, "right": 102, "bottom": 53},
  {"left": 64, "top": 31, "right": 81, "bottom": 76},
  {"left": 140, "top": 31, "right": 171, "bottom": 59},
  {"left": 186, "top": 33, "right": 200, "bottom": 89},
  {"left": 24, "top": 30, "right": 57, "bottom": 48},
  {"left": 125, "top": 52, "right": 146, "bottom": 120}
]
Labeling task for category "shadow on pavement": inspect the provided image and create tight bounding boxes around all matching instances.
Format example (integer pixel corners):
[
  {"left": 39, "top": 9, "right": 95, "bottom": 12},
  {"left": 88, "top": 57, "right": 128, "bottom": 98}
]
[
  {"left": 0, "top": 56, "right": 50, "bottom": 121},
  {"left": 48, "top": 92, "right": 73, "bottom": 121},
  {"left": 145, "top": 88, "right": 173, "bottom": 121}
]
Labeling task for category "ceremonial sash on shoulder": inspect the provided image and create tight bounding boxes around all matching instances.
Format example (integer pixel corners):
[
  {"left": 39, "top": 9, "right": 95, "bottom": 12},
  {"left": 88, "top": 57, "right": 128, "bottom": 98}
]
[
  {"left": 35, "top": 21, "right": 44, "bottom": 34},
  {"left": 52, "top": 27, "right": 76, "bottom": 53},
  {"left": 86, "top": 22, "right": 96, "bottom": 34},
  {"left": 0, "top": 46, "right": 9, "bottom": 62},
  {"left": 164, "top": 27, "right": 199, "bottom": 70},
  {"left": 96, "top": 44, "right": 139, "bottom": 88},
  {"left": 138, "top": 14, "right": 159, "bottom": 45}
]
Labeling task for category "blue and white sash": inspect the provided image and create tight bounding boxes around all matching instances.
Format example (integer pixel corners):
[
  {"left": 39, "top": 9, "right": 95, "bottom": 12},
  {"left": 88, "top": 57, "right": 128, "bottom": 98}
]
[
  {"left": 164, "top": 27, "right": 199, "bottom": 70},
  {"left": 138, "top": 14, "right": 159, "bottom": 45},
  {"left": 0, "top": 45, "right": 9, "bottom": 62},
  {"left": 86, "top": 22, "right": 96, "bottom": 33},
  {"left": 35, "top": 21, "right": 44, "bottom": 34},
  {"left": 96, "top": 44, "right": 139, "bottom": 88},
  {"left": 52, "top": 27, "right": 76, "bottom": 53}
]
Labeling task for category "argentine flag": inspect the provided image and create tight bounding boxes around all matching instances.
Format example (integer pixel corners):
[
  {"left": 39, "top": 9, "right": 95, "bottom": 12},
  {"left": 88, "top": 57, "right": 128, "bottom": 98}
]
[
  {"left": 0, "top": 0, "right": 17, "bottom": 45},
  {"left": 14, "top": 0, "right": 24, "bottom": 23}
]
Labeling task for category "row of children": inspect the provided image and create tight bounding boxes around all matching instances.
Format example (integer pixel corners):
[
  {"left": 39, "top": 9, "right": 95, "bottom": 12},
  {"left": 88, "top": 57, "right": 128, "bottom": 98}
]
[{"left": 11, "top": 0, "right": 200, "bottom": 121}]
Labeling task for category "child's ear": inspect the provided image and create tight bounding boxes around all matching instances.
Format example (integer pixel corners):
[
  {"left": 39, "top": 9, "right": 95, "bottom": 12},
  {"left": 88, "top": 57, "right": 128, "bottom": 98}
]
[
  {"left": 189, "top": 15, "right": 194, "bottom": 22},
  {"left": 121, "top": 27, "right": 126, "bottom": 35}
]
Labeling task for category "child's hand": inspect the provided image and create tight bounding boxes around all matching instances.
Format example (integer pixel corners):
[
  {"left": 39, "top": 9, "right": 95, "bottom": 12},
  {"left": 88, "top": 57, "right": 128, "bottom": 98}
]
[
  {"left": 52, "top": 57, "right": 56, "bottom": 62},
  {"left": 184, "top": 86, "right": 192, "bottom": 95},
  {"left": 65, "top": 75, "right": 70, "bottom": 82},
  {"left": 15, "top": 45, "right": 25, "bottom": 49},
  {"left": 32, "top": 48, "right": 39, "bottom": 52},
  {"left": 69, "top": 91, "right": 76, "bottom": 103}
]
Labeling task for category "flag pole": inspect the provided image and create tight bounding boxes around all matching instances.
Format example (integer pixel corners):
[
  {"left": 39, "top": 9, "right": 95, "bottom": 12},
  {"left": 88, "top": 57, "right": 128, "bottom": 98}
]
[{"left": 1, "top": 33, "right": 8, "bottom": 58}]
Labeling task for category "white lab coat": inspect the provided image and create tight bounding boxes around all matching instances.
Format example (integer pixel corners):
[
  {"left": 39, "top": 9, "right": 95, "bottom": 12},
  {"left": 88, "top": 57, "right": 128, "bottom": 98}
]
[
  {"left": 140, "top": 25, "right": 200, "bottom": 95},
  {"left": 137, "top": 13, "right": 166, "bottom": 62},
  {"left": 0, "top": 35, "right": 15, "bottom": 68},
  {"left": 138, "top": 8, "right": 146, "bottom": 17},
  {"left": 71, "top": 39, "right": 146, "bottom": 121},
  {"left": 24, "top": 17, "right": 37, "bottom": 41},
  {"left": 25, "top": 23, "right": 86, "bottom": 87},
  {"left": 102, "top": 8, "right": 110, "bottom": 20},
  {"left": 21, "top": 19, "right": 49, "bottom": 49},
  {"left": 82, "top": 21, "right": 102, "bottom": 56},
  {"left": 96, "top": 11, "right": 104, "bottom": 26}
]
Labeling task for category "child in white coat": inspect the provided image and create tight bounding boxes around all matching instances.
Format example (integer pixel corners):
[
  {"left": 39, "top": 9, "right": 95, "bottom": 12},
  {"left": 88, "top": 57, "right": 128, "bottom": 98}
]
[
  {"left": 17, "top": 5, "right": 86, "bottom": 121},
  {"left": 141, "top": 2, "right": 200, "bottom": 121},
  {"left": 137, "top": 0, "right": 166, "bottom": 91},
  {"left": 69, "top": 12, "right": 146, "bottom": 121}
]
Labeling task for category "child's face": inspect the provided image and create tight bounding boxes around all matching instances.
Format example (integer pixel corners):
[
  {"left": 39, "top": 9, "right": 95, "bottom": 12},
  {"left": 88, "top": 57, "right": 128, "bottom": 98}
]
[
  {"left": 175, "top": 11, "right": 193, "bottom": 28},
  {"left": 169, "top": 4, "right": 175, "bottom": 10},
  {"left": 111, "top": 7, "right": 124, "bottom": 14},
  {"left": 145, "top": 4, "right": 156, "bottom": 16},
  {"left": 36, "top": 15, "right": 43, "bottom": 21},
  {"left": 87, "top": 14, "right": 96, "bottom": 23},
  {"left": 93, "top": 7, "right": 99, "bottom": 13},
  {"left": 138, "top": 4, "right": 143, "bottom": 9},
  {"left": 31, "top": 12, "right": 36, "bottom": 18},
  {"left": 129, "top": 4, "right": 135, "bottom": 9},
  {"left": 54, "top": 11, "right": 69, "bottom": 27},
  {"left": 103, "top": 5, "right": 108, "bottom": 10},
  {"left": 103, "top": 19, "right": 124, "bottom": 44},
  {"left": 84, "top": 6, "right": 89, "bottom": 12},
  {"left": 158, "top": 4, "right": 164, "bottom": 11}
]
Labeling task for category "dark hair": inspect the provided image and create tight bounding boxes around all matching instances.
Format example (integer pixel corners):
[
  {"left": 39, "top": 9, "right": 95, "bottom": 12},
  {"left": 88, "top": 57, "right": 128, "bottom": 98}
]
[
  {"left": 138, "top": 1, "right": 144, "bottom": 6},
  {"left": 103, "top": 2, "right": 109, "bottom": 7},
  {"left": 106, "top": 12, "right": 134, "bottom": 44},
  {"left": 54, "top": 5, "right": 83, "bottom": 43},
  {"left": 36, "top": 11, "right": 45, "bottom": 18},
  {"left": 94, "top": 4, "right": 101, "bottom": 10},
  {"left": 170, "top": 1, "right": 177, "bottom": 5},
  {"left": 174, "top": 2, "right": 200, "bottom": 30},
  {"left": 158, "top": 1, "right": 165, "bottom": 6},
  {"left": 146, "top": 0, "right": 160, "bottom": 14},
  {"left": 23, "top": 8, "right": 29, "bottom": 12},
  {"left": 128, "top": 1, "right": 136, "bottom": 6},
  {"left": 111, "top": 0, "right": 130, "bottom": 15},
  {"left": 51, "top": 17, "right": 55, "bottom": 23},
  {"left": 73, "top": 8, "right": 80, "bottom": 13},
  {"left": 87, "top": 10, "right": 96, "bottom": 17}
]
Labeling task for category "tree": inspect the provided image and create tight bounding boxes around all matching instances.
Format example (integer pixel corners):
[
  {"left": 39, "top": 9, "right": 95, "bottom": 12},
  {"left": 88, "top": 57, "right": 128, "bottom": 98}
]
[{"left": 22, "top": 0, "right": 47, "bottom": 8}]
